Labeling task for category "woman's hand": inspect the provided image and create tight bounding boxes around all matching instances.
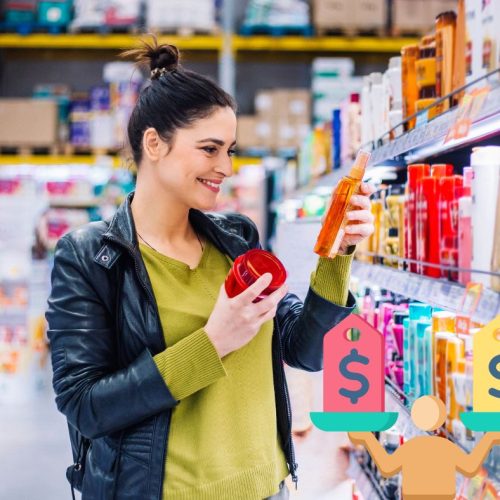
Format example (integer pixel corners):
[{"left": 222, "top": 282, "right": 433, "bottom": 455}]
[
  {"left": 338, "top": 182, "right": 376, "bottom": 255},
  {"left": 205, "top": 273, "right": 288, "bottom": 358}
]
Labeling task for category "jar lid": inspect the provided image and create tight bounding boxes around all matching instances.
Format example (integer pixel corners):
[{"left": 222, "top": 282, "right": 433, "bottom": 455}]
[{"left": 241, "top": 249, "right": 287, "bottom": 288}]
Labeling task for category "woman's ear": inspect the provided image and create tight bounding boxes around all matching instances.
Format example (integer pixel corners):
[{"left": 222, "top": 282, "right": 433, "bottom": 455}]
[{"left": 142, "top": 128, "right": 167, "bottom": 162}]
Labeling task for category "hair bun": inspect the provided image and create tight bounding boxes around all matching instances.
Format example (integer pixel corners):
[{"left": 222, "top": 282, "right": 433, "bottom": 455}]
[{"left": 121, "top": 37, "right": 180, "bottom": 79}]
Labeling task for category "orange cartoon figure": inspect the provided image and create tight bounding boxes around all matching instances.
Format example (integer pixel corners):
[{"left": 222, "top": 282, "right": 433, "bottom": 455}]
[{"left": 348, "top": 396, "right": 500, "bottom": 500}]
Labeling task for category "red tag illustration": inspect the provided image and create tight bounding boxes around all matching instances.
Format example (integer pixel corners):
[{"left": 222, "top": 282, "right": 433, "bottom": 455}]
[{"left": 323, "top": 314, "right": 385, "bottom": 413}]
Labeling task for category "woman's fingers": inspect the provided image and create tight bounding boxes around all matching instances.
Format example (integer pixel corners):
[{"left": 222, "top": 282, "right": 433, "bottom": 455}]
[
  {"left": 349, "top": 194, "right": 371, "bottom": 210},
  {"left": 346, "top": 210, "right": 374, "bottom": 224},
  {"left": 345, "top": 223, "right": 374, "bottom": 237}
]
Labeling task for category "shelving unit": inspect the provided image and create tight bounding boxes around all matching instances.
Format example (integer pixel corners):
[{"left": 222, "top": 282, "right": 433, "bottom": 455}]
[
  {"left": 368, "top": 82, "right": 500, "bottom": 167},
  {"left": 0, "top": 33, "right": 418, "bottom": 54},
  {"left": 351, "top": 261, "right": 500, "bottom": 324},
  {"left": 0, "top": 154, "right": 262, "bottom": 172}
]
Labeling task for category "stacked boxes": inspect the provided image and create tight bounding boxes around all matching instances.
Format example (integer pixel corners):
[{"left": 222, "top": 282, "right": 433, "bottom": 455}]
[
  {"left": 237, "top": 89, "right": 311, "bottom": 152},
  {"left": 0, "top": 99, "right": 58, "bottom": 148},
  {"left": 312, "top": 0, "right": 387, "bottom": 33},
  {"left": 392, "top": 0, "right": 459, "bottom": 35},
  {"left": 145, "top": 0, "right": 216, "bottom": 33}
]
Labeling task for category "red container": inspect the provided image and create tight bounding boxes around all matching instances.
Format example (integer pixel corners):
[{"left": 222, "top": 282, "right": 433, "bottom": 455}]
[
  {"left": 407, "top": 164, "right": 430, "bottom": 272},
  {"left": 439, "top": 175, "right": 463, "bottom": 280},
  {"left": 431, "top": 163, "right": 454, "bottom": 177},
  {"left": 418, "top": 177, "right": 441, "bottom": 278},
  {"left": 225, "top": 249, "right": 287, "bottom": 302}
]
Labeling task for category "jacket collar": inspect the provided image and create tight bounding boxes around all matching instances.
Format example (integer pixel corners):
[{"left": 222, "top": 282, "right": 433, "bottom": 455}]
[{"left": 101, "top": 192, "right": 250, "bottom": 262}]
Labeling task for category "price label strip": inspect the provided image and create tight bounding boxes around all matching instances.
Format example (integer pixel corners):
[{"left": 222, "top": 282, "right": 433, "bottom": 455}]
[
  {"left": 310, "top": 314, "right": 398, "bottom": 432},
  {"left": 460, "top": 316, "right": 500, "bottom": 431}
]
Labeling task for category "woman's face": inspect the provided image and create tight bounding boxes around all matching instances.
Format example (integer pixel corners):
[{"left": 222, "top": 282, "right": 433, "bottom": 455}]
[{"left": 154, "top": 106, "right": 237, "bottom": 211}]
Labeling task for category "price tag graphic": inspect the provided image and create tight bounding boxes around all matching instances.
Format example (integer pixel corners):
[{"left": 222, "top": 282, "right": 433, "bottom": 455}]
[
  {"left": 461, "top": 316, "right": 500, "bottom": 431},
  {"left": 310, "top": 315, "right": 398, "bottom": 432}
]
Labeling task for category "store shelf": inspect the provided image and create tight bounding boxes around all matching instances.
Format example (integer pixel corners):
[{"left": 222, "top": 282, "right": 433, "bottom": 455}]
[
  {"left": 369, "top": 84, "right": 500, "bottom": 166},
  {"left": 351, "top": 260, "right": 500, "bottom": 325},
  {"left": 0, "top": 154, "right": 261, "bottom": 171},
  {"left": 0, "top": 33, "right": 419, "bottom": 54},
  {"left": 233, "top": 35, "right": 418, "bottom": 53},
  {"left": 0, "top": 154, "right": 123, "bottom": 167},
  {"left": 0, "top": 33, "right": 223, "bottom": 51}
]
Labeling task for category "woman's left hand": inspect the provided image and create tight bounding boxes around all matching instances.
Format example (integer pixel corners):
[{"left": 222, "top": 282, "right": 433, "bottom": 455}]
[{"left": 337, "top": 182, "right": 376, "bottom": 255}]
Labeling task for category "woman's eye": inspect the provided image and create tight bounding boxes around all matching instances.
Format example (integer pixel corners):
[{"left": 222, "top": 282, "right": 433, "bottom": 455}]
[
  {"left": 228, "top": 149, "right": 236, "bottom": 157},
  {"left": 202, "top": 147, "right": 217, "bottom": 154}
]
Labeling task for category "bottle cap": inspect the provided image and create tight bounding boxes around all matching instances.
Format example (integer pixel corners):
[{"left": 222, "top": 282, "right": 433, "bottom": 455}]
[
  {"left": 394, "top": 311, "right": 409, "bottom": 325},
  {"left": 349, "top": 150, "right": 370, "bottom": 181}
]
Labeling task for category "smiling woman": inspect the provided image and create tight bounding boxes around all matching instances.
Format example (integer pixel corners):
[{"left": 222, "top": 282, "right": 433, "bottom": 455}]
[{"left": 45, "top": 36, "right": 369, "bottom": 500}]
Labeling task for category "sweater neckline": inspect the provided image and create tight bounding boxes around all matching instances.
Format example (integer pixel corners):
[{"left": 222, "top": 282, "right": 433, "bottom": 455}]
[{"left": 139, "top": 239, "right": 211, "bottom": 271}]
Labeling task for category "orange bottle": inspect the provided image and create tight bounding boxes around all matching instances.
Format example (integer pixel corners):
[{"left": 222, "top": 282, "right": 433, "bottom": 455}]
[{"left": 314, "top": 150, "right": 370, "bottom": 258}]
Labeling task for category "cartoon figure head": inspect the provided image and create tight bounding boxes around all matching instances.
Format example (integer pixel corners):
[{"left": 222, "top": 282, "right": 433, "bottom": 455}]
[{"left": 411, "top": 395, "right": 447, "bottom": 431}]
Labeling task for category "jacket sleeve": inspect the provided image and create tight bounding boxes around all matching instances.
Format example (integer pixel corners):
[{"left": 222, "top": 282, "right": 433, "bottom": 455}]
[
  {"left": 46, "top": 236, "right": 178, "bottom": 440},
  {"left": 237, "top": 213, "right": 356, "bottom": 372}
]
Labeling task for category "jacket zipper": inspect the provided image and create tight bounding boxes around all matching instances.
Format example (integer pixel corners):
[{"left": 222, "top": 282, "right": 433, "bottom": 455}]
[
  {"left": 274, "top": 319, "right": 298, "bottom": 487},
  {"left": 103, "top": 234, "right": 170, "bottom": 500}
]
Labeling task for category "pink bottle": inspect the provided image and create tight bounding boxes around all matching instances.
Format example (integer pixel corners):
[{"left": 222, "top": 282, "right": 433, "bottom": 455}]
[{"left": 458, "top": 167, "right": 473, "bottom": 285}]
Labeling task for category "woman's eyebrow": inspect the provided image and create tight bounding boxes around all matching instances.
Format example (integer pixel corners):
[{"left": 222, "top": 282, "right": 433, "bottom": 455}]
[{"left": 197, "top": 138, "right": 237, "bottom": 147}]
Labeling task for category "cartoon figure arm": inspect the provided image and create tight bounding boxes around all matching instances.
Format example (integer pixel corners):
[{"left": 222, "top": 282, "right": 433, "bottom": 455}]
[
  {"left": 456, "top": 432, "right": 500, "bottom": 477},
  {"left": 348, "top": 432, "right": 402, "bottom": 477}
]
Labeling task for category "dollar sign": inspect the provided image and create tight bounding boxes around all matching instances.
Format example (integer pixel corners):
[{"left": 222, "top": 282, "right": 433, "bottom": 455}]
[
  {"left": 488, "top": 354, "right": 500, "bottom": 399},
  {"left": 339, "top": 348, "right": 370, "bottom": 405}
]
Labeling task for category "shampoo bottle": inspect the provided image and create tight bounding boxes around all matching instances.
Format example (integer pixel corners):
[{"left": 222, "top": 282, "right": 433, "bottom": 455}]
[{"left": 314, "top": 150, "right": 370, "bottom": 258}]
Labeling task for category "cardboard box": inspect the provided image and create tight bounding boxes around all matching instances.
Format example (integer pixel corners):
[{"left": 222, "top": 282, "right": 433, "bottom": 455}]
[
  {"left": 355, "top": 0, "right": 387, "bottom": 31},
  {"left": 236, "top": 115, "right": 260, "bottom": 150},
  {"left": 392, "top": 0, "right": 433, "bottom": 33},
  {"left": 255, "top": 90, "right": 275, "bottom": 119},
  {"left": 312, "top": 0, "right": 354, "bottom": 31},
  {"left": 0, "top": 99, "right": 58, "bottom": 147}
]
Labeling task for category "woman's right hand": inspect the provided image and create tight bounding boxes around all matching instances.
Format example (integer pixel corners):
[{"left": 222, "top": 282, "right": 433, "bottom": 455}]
[{"left": 204, "top": 273, "right": 288, "bottom": 358}]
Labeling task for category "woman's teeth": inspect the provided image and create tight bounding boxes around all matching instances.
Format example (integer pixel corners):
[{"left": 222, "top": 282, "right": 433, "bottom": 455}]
[{"left": 197, "top": 178, "right": 219, "bottom": 189}]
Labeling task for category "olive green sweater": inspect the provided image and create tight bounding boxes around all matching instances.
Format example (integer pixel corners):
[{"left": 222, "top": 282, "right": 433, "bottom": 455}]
[{"left": 141, "top": 240, "right": 353, "bottom": 500}]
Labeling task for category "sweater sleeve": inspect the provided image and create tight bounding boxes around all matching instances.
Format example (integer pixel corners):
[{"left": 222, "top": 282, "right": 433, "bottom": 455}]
[
  {"left": 153, "top": 328, "right": 227, "bottom": 401},
  {"left": 309, "top": 250, "right": 354, "bottom": 306}
]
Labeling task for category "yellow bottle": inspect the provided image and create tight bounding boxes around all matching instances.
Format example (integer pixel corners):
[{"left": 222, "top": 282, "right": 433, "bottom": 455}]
[{"left": 314, "top": 150, "right": 370, "bottom": 258}]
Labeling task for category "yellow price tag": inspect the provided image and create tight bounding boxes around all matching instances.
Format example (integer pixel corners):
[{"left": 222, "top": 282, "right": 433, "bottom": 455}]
[{"left": 473, "top": 316, "right": 500, "bottom": 412}]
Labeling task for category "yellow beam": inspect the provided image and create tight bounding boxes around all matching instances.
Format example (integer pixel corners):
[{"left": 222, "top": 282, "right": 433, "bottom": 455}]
[
  {"left": 0, "top": 154, "right": 261, "bottom": 171},
  {"left": 0, "top": 154, "right": 123, "bottom": 167},
  {"left": 233, "top": 36, "right": 419, "bottom": 53},
  {"left": 0, "top": 33, "right": 223, "bottom": 50}
]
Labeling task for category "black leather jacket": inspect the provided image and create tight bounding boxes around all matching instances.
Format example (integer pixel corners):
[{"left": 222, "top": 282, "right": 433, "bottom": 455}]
[{"left": 46, "top": 192, "right": 356, "bottom": 500}]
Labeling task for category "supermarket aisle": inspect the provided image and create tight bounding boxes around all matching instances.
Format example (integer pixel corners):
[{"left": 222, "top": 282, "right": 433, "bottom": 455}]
[
  {"left": 0, "top": 380, "right": 351, "bottom": 500},
  {"left": 0, "top": 386, "right": 75, "bottom": 500}
]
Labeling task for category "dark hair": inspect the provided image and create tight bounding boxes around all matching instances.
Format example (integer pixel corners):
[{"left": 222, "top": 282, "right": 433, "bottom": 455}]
[{"left": 122, "top": 37, "right": 237, "bottom": 165}]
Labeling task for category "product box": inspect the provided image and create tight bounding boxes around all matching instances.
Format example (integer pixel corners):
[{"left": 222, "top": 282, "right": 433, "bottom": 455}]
[
  {"left": 355, "top": 0, "right": 387, "bottom": 32},
  {"left": 0, "top": 99, "right": 58, "bottom": 147},
  {"left": 255, "top": 90, "right": 275, "bottom": 120},
  {"left": 236, "top": 115, "right": 260, "bottom": 151},
  {"left": 146, "top": 0, "right": 216, "bottom": 32},
  {"left": 38, "top": 1, "right": 73, "bottom": 27},
  {"left": 392, "top": 0, "right": 439, "bottom": 34},
  {"left": 312, "top": 0, "right": 353, "bottom": 31}
]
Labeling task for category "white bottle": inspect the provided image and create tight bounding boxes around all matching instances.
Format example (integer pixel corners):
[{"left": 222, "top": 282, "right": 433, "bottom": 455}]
[{"left": 471, "top": 147, "right": 500, "bottom": 286}]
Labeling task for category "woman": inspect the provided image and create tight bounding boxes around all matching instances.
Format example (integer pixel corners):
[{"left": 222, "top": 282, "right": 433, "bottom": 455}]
[{"left": 46, "top": 40, "right": 375, "bottom": 500}]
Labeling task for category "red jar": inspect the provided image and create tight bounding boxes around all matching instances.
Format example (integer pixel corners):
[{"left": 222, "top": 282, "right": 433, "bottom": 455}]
[{"left": 225, "top": 249, "right": 287, "bottom": 302}]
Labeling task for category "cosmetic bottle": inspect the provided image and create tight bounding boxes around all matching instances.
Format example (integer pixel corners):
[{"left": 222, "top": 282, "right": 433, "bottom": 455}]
[
  {"left": 407, "top": 164, "right": 430, "bottom": 273},
  {"left": 458, "top": 167, "right": 473, "bottom": 285},
  {"left": 314, "top": 150, "right": 370, "bottom": 258},
  {"left": 436, "top": 11, "right": 457, "bottom": 113},
  {"left": 401, "top": 44, "right": 419, "bottom": 130},
  {"left": 415, "top": 35, "right": 439, "bottom": 121}
]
